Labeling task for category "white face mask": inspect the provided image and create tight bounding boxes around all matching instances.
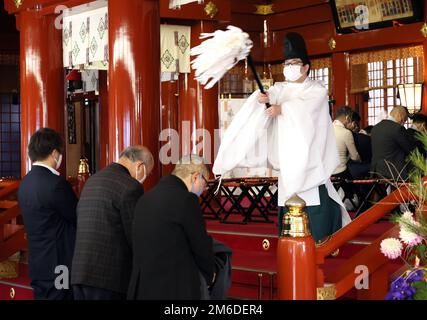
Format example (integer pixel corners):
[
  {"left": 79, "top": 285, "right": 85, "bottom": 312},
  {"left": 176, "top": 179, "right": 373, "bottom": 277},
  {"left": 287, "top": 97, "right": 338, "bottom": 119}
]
[
  {"left": 191, "top": 174, "right": 204, "bottom": 197},
  {"left": 283, "top": 65, "right": 303, "bottom": 82},
  {"left": 136, "top": 164, "right": 147, "bottom": 184},
  {"left": 53, "top": 154, "right": 62, "bottom": 170}
]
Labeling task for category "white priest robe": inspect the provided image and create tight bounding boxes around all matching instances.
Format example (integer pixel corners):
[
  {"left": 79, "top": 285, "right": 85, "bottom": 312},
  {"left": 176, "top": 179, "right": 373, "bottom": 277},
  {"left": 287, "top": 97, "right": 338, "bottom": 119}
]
[{"left": 213, "top": 78, "right": 351, "bottom": 227}]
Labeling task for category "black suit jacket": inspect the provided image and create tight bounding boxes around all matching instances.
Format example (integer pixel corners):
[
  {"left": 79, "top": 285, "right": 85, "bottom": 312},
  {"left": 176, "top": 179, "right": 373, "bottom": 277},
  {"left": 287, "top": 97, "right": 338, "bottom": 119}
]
[
  {"left": 127, "top": 175, "right": 214, "bottom": 300},
  {"left": 18, "top": 166, "right": 78, "bottom": 281},
  {"left": 71, "top": 163, "right": 144, "bottom": 294},
  {"left": 353, "top": 132, "right": 372, "bottom": 164},
  {"left": 371, "top": 120, "right": 416, "bottom": 179},
  {"left": 407, "top": 128, "right": 427, "bottom": 158}
]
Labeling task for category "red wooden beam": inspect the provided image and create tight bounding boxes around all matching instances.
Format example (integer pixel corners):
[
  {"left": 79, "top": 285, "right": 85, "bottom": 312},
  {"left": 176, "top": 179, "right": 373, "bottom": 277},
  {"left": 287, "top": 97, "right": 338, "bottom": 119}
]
[
  {"left": 265, "top": 22, "right": 426, "bottom": 62},
  {"left": 272, "top": 0, "right": 329, "bottom": 14},
  {"left": 316, "top": 185, "right": 411, "bottom": 263},
  {"left": 268, "top": 3, "right": 332, "bottom": 31},
  {"left": 230, "top": 0, "right": 259, "bottom": 14},
  {"left": 160, "top": 0, "right": 231, "bottom": 22}
]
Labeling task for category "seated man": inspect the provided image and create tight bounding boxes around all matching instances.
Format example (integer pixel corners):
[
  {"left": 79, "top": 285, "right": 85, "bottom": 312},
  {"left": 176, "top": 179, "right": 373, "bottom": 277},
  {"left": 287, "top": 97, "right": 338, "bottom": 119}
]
[
  {"left": 332, "top": 107, "right": 361, "bottom": 203},
  {"left": 371, "top": 106, "right": 416, "bottom": 180},
  {"left": 347, "top": 112, "right": 372, "bottom": 179},
  {"left": 128, "top": 155, "right": 215, "bottom": 300},
  {"left": 333, "top": 106, "right": 362, "bottom": 179}
]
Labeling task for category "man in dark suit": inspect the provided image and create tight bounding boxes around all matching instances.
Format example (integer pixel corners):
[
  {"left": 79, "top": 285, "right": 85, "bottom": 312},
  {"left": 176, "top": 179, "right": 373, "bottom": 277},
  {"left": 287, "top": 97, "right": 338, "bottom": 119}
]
[
  {"left": 371, "top": 106, "right": 416, "bottom": 180},
  {"left": 18, "top": 128, "right": 78, "bottom": 300},
  {"left": 71, "top": 146, "right": 154, "bottom": 300},
  {"left": 348, "top": 112, "right": 372, "bottom": 179},
  {"left": 407, "top": 113, "right": 427, "bottom": 158},
  {"left": 128, "top": 155, "right": 215, "bottom": 300}
]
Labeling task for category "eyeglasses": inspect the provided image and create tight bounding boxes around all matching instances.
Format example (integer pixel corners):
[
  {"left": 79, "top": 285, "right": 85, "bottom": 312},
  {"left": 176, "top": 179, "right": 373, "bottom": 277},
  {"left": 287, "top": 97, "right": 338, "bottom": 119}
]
[{"left": 282, "top": 61, "right": 303, "bottom": 67}]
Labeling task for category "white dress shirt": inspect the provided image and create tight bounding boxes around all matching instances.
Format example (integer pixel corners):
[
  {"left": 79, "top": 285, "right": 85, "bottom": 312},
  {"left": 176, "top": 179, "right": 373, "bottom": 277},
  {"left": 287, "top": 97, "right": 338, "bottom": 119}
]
[
  {"left": 333, "top": 119, "right": 361, "bottom": 174},
  {"left": 32, "top": 163, "right": 60, "bottom": 176}
]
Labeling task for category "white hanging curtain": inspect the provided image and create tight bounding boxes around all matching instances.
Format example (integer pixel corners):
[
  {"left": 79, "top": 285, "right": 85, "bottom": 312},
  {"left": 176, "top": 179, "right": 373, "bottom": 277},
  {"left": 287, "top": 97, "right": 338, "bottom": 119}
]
[
  {"left": 160, "top": 25, "right": 191, "bottom": 74},
  {"left": 62, "top": 2, "right": 108, "bottom": 70},
  {"left": 169, "top": 0, "right": 203, "bottom": 9},
  {"left": 63, "top": 2, "right": 193, "bottom": 74}
]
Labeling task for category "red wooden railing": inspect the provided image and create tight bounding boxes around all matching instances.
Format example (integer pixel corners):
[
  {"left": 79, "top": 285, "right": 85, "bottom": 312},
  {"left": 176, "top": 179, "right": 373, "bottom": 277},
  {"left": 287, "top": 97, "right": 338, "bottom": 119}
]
[
  {"left": 0, "top": 180, "right": 26, "bottom": 263},
  {"left": 277, "top": 183, "right": 416, "bottom": 300}
]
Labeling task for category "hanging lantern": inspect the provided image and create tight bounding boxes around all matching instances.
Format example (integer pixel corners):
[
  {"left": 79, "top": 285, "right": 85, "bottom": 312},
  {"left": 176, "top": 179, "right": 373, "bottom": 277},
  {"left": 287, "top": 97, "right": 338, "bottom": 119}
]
[{"left": 397, "top": 83, "right": 423, "bottom": 115}]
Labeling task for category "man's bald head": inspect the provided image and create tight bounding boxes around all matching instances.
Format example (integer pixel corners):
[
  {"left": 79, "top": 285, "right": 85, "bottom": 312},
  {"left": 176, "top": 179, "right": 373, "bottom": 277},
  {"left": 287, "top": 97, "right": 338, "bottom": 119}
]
[{"left": 390, "top": 106, "right": 409, "bottom": 125}]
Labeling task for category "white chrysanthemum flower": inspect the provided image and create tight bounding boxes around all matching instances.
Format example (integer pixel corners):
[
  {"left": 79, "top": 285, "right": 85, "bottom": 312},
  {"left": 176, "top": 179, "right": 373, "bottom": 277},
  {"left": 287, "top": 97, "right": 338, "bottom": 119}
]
[
  {"left": 399, "top": 226, "right": 423, "bottom": 246},
  {"left": 402, "top": 211, "right": 414, "bottom": 220},
  {"left": 397, "top": 212, "right": 423, "bottom": 246},
  {"left": 380, "top": 238, "right": 403, "bottom": 260}
]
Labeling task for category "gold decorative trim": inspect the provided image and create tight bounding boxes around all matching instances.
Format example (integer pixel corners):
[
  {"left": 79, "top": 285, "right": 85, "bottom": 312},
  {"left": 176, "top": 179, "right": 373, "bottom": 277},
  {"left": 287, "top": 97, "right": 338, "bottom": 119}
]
[
  {"left": 254, "top": 4, "right": 274, "bottom": 15},
  {"left": 204, "top": 1, "right": 218, "bottom": 19},
  {"left": 262, "top": 239, "right": 270, "bottom": 251},
  {"left": 328, "top": 38, "right": 337, "bottom": 50},
  {"left": 311, "top": 57, "right": 332, "bottom": 70},
  {"left": 14, "top": 0, "right": 23, "bottom": 9},
  {"left": 331, "top": 249, "right": 340, "bottom": 257},
  {"left": 421, "top": 23, "right": 427, "bottom": 38},
  {"left": 350, "top": 45, "right": 424, "bottom": 65},
  {"left": 317, "top": 285, "right": 336, "bottom": 300},
  {"left": 0, "top": 260, "right": 18, "bottom": 279},
  {"left": 10, "top": 288, "right": 16, "bottom": 300}
]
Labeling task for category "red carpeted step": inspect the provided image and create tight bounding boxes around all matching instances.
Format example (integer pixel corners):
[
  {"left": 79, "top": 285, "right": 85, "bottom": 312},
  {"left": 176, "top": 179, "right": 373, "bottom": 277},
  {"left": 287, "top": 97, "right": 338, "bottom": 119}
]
[{"left": 207, "top": 214, "right": 402, "bottom": 300}]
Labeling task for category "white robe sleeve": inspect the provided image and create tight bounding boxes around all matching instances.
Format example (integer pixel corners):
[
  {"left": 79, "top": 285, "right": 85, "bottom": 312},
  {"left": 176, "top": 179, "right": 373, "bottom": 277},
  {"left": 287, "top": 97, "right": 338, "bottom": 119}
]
[{"left": 212, "top": 91, "right": 272, "bottom": 175}]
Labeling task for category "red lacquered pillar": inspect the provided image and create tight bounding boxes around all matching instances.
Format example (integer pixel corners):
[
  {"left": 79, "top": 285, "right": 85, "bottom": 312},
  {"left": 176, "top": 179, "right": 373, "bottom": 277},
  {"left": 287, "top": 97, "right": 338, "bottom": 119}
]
[
  {"left": 19, "top": 10, "right": 65, "bottom": 176},
  {"left": 277, "top": 196, "right": 317, "bottom": 300},
  {"left": 179, "top": 20, "right": 219, "bottom": 165},
  {"left": 108, "top": 0, "right": 161, "bottom": 189}
]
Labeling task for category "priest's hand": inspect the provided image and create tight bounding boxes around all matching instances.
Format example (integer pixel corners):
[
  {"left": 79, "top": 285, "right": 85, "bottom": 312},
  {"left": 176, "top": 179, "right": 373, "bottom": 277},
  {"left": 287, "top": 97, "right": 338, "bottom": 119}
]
[
  {"left": 266, "top": 105, "right": 281, "bottom": 117},
  {"left": 257, "top": 93, "right": 270, "bottom": 104}
]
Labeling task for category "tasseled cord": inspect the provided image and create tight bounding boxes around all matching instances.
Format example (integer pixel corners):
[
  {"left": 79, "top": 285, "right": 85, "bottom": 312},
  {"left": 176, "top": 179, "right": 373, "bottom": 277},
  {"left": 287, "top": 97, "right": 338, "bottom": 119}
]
[{"left": 213, "top": 175, "right": 224, "bottom": 196}]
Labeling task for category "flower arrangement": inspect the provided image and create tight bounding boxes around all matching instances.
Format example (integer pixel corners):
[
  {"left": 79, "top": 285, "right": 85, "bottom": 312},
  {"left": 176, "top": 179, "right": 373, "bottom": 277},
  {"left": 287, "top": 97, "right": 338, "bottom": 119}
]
[{"left": 380, "top": 131, "right": 427, "bottom": 300}]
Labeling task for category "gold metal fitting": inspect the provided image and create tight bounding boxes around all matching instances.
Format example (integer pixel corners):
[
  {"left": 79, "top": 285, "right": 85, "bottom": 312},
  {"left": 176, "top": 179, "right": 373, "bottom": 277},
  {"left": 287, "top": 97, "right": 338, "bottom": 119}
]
[
  {"left": 204, "top": 1, "right": 218, "bottom": 19},
  {"left": 281, "top": 195, "right": 311, "bottom": 238},
  {"left": 421, "top": 23, "right": 427, "bottom": 38},
  {"left": 10, "top": 288, "right": 16, "bottom": 299},
  {"left": 254, "top": 4, "right": 274, "bottom": 15},
  {"left": 78, "top": 157, "right": 90, "bottom": 175},
  {"left": 331, "top": 249, "right": 340, "bottom": 257},
  {"left": 14, "top": 0, "right": 23, "bottom": 9},
  {"left": 328, "top": 37, "right": 337, "bottom": 50},
  {"left": 262, "top": 239, "right": 270, "bottom": 251},
  {"left": 317, "top": 284, "right": 336, "bottom": 300}
]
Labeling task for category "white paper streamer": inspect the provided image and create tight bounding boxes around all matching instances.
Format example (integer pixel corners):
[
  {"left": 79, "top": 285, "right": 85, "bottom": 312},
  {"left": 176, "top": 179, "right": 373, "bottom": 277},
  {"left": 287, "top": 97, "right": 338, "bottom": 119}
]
[{"left": 190, "top": 26, "right": 253, "bottom": 89}]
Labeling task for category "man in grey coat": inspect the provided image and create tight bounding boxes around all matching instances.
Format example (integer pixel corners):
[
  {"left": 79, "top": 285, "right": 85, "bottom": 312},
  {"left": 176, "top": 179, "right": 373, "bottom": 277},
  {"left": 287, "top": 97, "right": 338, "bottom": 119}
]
[{"left": 71, "top": 146, "right": 154, "bottom": 300}]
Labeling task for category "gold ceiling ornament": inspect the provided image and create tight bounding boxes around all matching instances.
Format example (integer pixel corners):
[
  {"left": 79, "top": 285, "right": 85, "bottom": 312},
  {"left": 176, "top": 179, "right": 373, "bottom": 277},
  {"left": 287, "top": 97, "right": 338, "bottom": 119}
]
[
  {"left": 204, "top": 1, "right": 218, "bottom": 18},
  {"left": 420, "top": 23, "right": 427, "bottom": 38},
  {"left": 254, "top": 4, "right": 274, "bottom": 15},
  {"left": 14, "top": 0, "right": 23, "bottom": 9},
  {"left": 328, "top": 37, "right": 337, "bottom": 50}
]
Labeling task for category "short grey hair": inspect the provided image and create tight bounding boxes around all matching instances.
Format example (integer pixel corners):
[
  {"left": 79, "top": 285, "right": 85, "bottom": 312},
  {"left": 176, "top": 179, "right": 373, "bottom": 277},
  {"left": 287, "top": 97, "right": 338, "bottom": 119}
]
[
  {"left": 120, "top": 146, "right": 154, "bottom": 166},
  {"left": 172, "top": 154, "right": 209, "bottom": 179}
]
